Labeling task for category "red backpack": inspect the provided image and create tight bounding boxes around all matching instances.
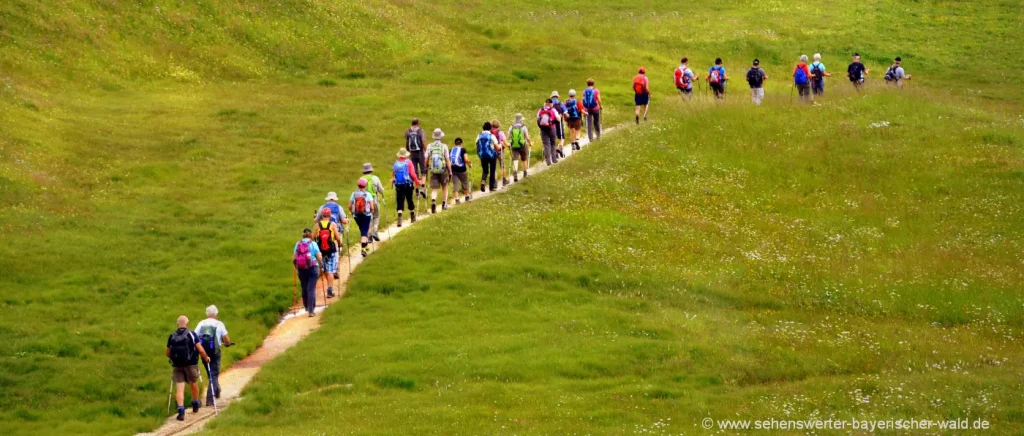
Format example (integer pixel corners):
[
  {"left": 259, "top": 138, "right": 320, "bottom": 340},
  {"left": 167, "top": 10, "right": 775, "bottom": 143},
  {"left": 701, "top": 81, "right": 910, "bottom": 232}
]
[
  {"left": 316, "top": 221, "right": 335, "bottom": 254},
  {"left": 294, "top": 240, "right": 312, "bottom": 269},
  {"left": 632, "top": 75, "right": 647, "bottom": 94}
]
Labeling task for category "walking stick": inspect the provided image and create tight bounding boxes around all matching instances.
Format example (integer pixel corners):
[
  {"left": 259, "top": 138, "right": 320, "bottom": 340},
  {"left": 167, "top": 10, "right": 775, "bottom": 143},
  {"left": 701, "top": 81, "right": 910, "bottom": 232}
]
[
  {"left": 291, "top": 268, "right": 299, "bottom": 313},
  {"left": 345, "top": 222, "right": 352, "bottom": 274},
  {"left": 166, "top": 379, "right": 174, "bottom": 415},
  {"left": 204, "top": 361, "right": 219, "bottom": 415}
]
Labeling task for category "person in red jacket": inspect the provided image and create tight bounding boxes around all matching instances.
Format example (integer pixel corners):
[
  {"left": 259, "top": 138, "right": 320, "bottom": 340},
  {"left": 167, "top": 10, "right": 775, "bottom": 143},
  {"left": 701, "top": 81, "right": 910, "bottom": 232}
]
[
  {"left": 793, "top": 55, "right": 812, "bottom": 102},
  {"left": 632, "top": 67, "right": 651, "bottom": 124}
]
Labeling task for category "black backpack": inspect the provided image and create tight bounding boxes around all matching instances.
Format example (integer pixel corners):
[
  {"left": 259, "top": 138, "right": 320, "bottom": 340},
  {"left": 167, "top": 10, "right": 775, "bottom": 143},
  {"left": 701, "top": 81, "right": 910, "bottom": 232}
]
[
  {"left": 811, "top": 63, "right": 824, "bottom": 81},
  {"left": 746, "top": 67, "right": 764, "bottom": 88},
  {"left": 406, "top": 129, "right": 423, "bottom": 152},
  {"left": 884, "top": 65, "right": 899, "bottom": 82},
  {"left": 168, "top": 329, "right": 197, "bottom": 367}
]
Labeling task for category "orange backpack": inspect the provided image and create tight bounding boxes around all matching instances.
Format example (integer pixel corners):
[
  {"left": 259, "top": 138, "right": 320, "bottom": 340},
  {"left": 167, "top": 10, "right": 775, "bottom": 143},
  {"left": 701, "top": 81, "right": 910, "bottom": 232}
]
[{"left": 632, "top": 75, "right": 647, "bottom": 94}]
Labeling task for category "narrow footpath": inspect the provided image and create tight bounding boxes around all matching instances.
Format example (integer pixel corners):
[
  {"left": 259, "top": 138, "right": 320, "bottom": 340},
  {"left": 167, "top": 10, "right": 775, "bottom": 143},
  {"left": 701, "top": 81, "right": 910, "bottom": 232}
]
[{"left": 139, "top": 125, "right": 617, "bottom": 436}]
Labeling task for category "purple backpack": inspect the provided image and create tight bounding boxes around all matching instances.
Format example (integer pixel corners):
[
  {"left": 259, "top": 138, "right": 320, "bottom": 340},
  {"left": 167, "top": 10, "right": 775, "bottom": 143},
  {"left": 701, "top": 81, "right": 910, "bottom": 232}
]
[{"left": 293, "top": 241, "right": 312, "bottom": 269}]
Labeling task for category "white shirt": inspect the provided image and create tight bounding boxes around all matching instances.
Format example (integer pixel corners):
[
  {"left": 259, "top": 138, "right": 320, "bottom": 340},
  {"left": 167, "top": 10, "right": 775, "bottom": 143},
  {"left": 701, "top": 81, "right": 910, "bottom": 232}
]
[{"left": 194, "top": 318, "right": 229, "bottom": 347}]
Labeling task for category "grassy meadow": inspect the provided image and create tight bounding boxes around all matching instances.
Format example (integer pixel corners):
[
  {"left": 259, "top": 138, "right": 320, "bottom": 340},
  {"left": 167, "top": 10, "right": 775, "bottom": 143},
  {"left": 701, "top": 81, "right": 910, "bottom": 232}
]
[{"left": 0, "top": 0, "right": 1022, "bottom": 434}]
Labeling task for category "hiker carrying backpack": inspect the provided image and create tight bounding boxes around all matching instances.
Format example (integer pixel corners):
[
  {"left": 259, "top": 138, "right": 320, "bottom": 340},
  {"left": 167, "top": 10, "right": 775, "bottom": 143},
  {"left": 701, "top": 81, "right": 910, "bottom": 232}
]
[
  {"left": 168, "top": 329, "right": 198, "bottom": 367},
  {"left": 428, "top": 142, "right": 447, "bottom": 175},
  {"left": 675, "top": 66, "right": 691, "bottom": 89},
  {"left": 509, "top": 125, "right": 527, "bottom": 149},
  {"left": 406, "top": 129, "right": 423, "bottom": 152},
  {"left": 294, "top": 238, "right": 313, "bottom": 269},
  {"left": 583, "top": 88, "right": 597, "bottom": 110},
  {"left": 476, "top": 133, "right": 495, "bottom": 159},
  {"left": 811, "top": 63, "right": 825, "bottom": 82},
  {"left": 564, "top": 99, "right": 581, "bottom": 119},
  {"left": 197, "top": 325, "right": 219, "bottom": 356},
  {"left": 709, "top": 67, "right": 723, "bottom": 85},
  {"left": 352, "top": 191, "right": 372, "bottom": 216},
  {"left": 884, "top": 65, "right": 900, "bottom": 82},
  {"left": 393, "top": 160, "right": 412, "bottom": 185},
  {"left": 632, "top": 75, "right": 648, "bottom": 94},
  {"left": 794, "top": 65, "right": 809, "bottom": 85},
  {"left": 316, "top": 219, "right": 336, "bottom": 256},
  {"left": 746, "top": 67, "right": 764, "bottom": 88}
]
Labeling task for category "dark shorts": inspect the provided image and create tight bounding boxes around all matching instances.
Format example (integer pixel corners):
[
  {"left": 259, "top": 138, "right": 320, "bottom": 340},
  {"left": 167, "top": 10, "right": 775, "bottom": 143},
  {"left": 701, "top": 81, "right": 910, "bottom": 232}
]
[
  {"left": 567, "top": 118, "right": 582, "bottom": 129},
  {"left": 710, "top": 83, "right": 725, "bottom": 95},
  {"left": 634, "top": 93, "right": 650, "bottom": 106},
  {"left": 172, "top": 365, "right": 201, "bottom": 383},
  {"left": 554, "top": 120, "right": 564, "bottom": 139},
  {"left": 452, "top": 171, "right": 470, "bottom": 192},
  {"left": 512, "top": 146, "right": 529, "bottom": 161}
]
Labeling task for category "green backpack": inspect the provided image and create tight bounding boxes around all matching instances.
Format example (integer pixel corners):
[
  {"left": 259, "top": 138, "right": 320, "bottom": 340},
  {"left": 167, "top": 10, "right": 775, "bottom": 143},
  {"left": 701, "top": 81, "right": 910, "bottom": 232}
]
[
  {"left": 359, "top": 175, "right": 378, "bottom": 197},
  {"left": 428, "top": 143, "right": 447, "bottom": 175},
  {"left": 510, "top": 125, "right": 526, "bottom": 149}
]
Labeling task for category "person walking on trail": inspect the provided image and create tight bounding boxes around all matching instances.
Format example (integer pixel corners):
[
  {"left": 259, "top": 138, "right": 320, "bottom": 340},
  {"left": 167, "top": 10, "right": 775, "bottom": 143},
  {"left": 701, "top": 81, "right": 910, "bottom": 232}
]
[
  {"left": 194, "top": 306, "right": 231, "bottom": 407},
  {"left": 563, "top": 90, "right": 585, "bottom": 151},
  {"left": 293, "top": 228, "right": 323, "bottom": 317},
  {"left": 349, "top": 179, "right": 377, "bottom": 257},
  {"left": 508, "top": 113, "right": 533, "bottom": 181},
  {"left": 405, "top": 119, "right": 428, "bottom": 198},
  {"left": 490, "top": 120, "right": 510, "bottom": 186},
  {"left": 166, "top": 315, "right": 211, "bottom": 421},
  {"left": 315, "top": 192, "right": 348, "bottom": 280},
  {"left": 583, "top": 79, "right": 602, "bottom": 142},
  {"left": 449, "top": 137, "right": 472, "bottom": 205},
  {"left": 847, "top": 52, "right": 869, "bottom": 90},
  {"left": 809, "top": 53, "right": 832, "bottom": 96},
  {"left": 746, "top": 59, "right": 768, "bottom": 105},
  {"left": 358, "top": 164, "right": 386, "bottom": 242},
  {"left": 391, "top": 148, "right": 422, "bottom": 227},
  {"left": 476, "top": 122, "right": 499, "bottom": 192},
  {"left": 426, "top": 128, "right": 453, "bottom": 213},
  {"left": 793, "top": 55, "right": 813, "bottom": 102},
  {"left": 706, "top": 58, "right": 728, "bottom": 99},
  {"left": 632, "top": 67, "right": 651, "bottom": 123},
  {"left": 884, "top": 56, "right": 911, "bottom": 86},
  {"left": 549, "top": 91, "right": 567, "bottom": 156},
  {"left": 315, "top": 208, "right": 341, "bottom": 298},
  {"left": 674, "top": 57, "right": 697, "bottom": 99},
  {"left": 537, "top": 100, "right": 560, "bottom": 165}
]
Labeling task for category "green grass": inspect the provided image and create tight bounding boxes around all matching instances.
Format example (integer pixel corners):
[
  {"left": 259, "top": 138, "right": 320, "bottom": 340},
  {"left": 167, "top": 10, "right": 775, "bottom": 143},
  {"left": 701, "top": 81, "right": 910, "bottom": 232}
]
[{"left": 1, "top": 0, "right": 1023, "bottom": 434}]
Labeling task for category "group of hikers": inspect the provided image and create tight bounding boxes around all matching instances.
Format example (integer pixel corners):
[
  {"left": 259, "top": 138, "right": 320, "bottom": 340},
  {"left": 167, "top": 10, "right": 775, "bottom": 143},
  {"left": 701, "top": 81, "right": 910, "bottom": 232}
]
[
  {"left": 630, "top": 54, "right": 912, "bottom": 118},
  {"left": 165, "top": 307, "right": 232, "bottom": 421},
  {"left": 289, "top": 82, "right": 606, "bottom": 319}
]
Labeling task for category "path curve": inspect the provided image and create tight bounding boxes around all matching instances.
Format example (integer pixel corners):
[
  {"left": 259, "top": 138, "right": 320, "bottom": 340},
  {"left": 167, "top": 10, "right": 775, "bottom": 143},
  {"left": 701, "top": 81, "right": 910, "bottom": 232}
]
[{"left": 139, "top": 125, "right": 616, "bottom": 436}]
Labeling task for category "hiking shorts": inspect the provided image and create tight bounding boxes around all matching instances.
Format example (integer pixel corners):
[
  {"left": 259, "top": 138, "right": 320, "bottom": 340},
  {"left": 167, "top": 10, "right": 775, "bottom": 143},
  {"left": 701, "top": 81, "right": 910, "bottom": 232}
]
[
  {"left": 710, "top": 83, "right": 725, "bottom": 96},
  {"left": 429, "top": 172, "right": 449, "bottom": 189},
  {"left": 322, "top": 251, "right": 339, "bottom": 274},
  {"left": 172, "top": 365, "right": 201, "bottom": 383},
  {"left": 452, "top": 171, "right": 470, "bottom": 192},
  {"left": 634, "top": 93, "right": 650, "bottom": 106},
  {"left": 567, "top": 118, "right": 582, "bottom": 130},
  {"left": 512, "top": 147, "right": 529, "bottom": 161},
  {"left": 554, "top": 120, "right": 564, "bottom": 139}
]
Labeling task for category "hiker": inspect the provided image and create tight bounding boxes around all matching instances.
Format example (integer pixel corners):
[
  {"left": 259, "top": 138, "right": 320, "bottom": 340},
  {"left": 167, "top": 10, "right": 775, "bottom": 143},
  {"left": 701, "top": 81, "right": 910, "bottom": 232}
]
[
  {"left": 315, "top": 208, "right": 342, "bottom": 298},
  {"left": 426, "top": 128, "right": 453, "bottom": 213},
  {"left": 508, "top": 113, "right": 533, "bottom": 181},
  {"left": 449, "top": 137, "right": 473, "bottom": 205},
  {"left": 315, "top": 192, "right": 348, "bottom": 280},
  {"left": 476, "top": 122, "right": 499, "bottom": 192},
  {"left": 358, "top": 164, "right": 386, "bottom": 242},
  {"left": 674, "top": 57, "right": 697, "bottom": 98},
  {"left": 405, "top": 119, "right": 428, "bottom": 198},
  {"left": 583, "top": 79, "right": 602, "bottom": 142},
  {"left": 490, "top": 119, "right": 510, "bottom": 186},
  {"left": 537, "top": 99, "right": 560, "bottom": 165},
  {"left": 884, "top": 57, "right": 911, "bottom": 86},
  {"left": 706, "top": 58, "right": 728, "bottom": 99},
  {"left": 793, "top": 55, "right": 812, "bottom": 102},
  {"left": 391, "top": 148, "right": 422, "bottom": 226},
  {"left": 746, "top": 59, "right": 768, "bottom": 105},
  {"left": 293, "top": 228, "right": 323, "bottom": 317},
  {"left": 563, "top": 90, "right": 585, "bottom": 151},
  {"left": 847, "top": 52, "right": 869, "bottom": 89},
  {"left": 349, "top": 179, "right": 377, "bottom": 257},
  {"left": 549, "top": 91, "right": 567, "bottom": 156},
  {"left": 632, "top": 67, "right": 651, "bottom": 123},
  {"left": 194, "top": 305, "right": 231, "bottom": 407},
  {"left": 166, "top": 315, "right": 210, "bottom": 421},
  {"left": 810, "top": 53, "right": 832, "bottom": 96}
]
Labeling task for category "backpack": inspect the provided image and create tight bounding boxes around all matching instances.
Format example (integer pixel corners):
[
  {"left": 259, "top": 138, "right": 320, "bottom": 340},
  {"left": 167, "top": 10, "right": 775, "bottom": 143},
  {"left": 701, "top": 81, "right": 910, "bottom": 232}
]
[
  {"left": 632, "top": 75, "right": 647, "bottom": 94},
  {"left": 675, "top": 67, "right": 691, "bottom": 88},
  {"left": 352, "top": 192, "right": 371, "bottom": 216},
  {"left": 476, "top": 133, "right": 495, "bottom": 159},
  {"left": 564, "top": 99, "right": 580, "bottom": 119},
  {"left": 710, "top": 67, "right": 724, "bottom": 84},
  {"left": 538, "top": 108, "right": 552, "bottom": 127},
  {"left": 509, "top": 125, "right": 526, "bottom": 149},
  {"left": 405, "top": 129, "right": 423, "bottom": 152},
  {"left": 449, "top": 146, "right": 465, "bottom": 167},
  {"left": 811, "top": 63, "right": 824, "bottom": 81},
  {"left": 582, "top": 88, "right": 597, "bottom": 109},
  {"left": 197, "top": 324, "right": 219, "bottom": 355},
  {"left": 393, "top": 160, "right": 412, "bottom": 185},
  {"left": 294, "top": 240, "right": 313, "bottom": 269},
  {"left": 849, "top": 63, "right": 863, "bottom": 81},
  {"left": 551, "top": 98, "right": 565, "bottom": 115},
  {"left": 794, "top": 66, "right": 809, "bottom": 85},
  {"left": 317, "top": 220, "right": 336, "bottom": 254},
  {"left": 746, "top": 67, "right": 764, "bottom": 88},
  {"left": 428, "top": 143, "right": 446, "bottom": 175},
  {"left": 168, "top": 329, "right": 197, "bottom": 367},
  {"left": 884, "top": 65, "right": 899, "bottom": 82},
  {"left": 359, "top": 176, "right": 377, "bottom": 197}
]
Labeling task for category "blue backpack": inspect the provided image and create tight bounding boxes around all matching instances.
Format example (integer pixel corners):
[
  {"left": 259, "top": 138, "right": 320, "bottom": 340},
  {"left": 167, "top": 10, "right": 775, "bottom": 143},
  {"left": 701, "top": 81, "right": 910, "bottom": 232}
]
[
  {"left": 564, "top": 99, "right": 580, "bottom": 119},
  {"left": 476, "top": 133, "right": 495, "bottom": 159},
  {"left": 449, "top": 146, "right": 464, "bottom": 167},
  {"left": 582, "top": 88, "right": 597, "bottom": 109},
  {"left": 794, "top": 66, "right": 809, "bottom": 85},
  {"left": 393, "top": 160, "right": 412, "bottom": 185}
]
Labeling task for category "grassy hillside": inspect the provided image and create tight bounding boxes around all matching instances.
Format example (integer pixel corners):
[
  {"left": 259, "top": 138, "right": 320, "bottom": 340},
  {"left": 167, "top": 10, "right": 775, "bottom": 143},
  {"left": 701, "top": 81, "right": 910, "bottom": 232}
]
[{"left": 1, "top": 0, "right": 1022, "bottom": 434}]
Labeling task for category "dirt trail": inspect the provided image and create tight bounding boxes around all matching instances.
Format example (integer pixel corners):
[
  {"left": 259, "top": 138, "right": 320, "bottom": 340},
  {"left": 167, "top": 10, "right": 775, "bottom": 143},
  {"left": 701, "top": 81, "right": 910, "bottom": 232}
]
[{"left": 139, "top": 126, "right": 615, "bottom": 436}]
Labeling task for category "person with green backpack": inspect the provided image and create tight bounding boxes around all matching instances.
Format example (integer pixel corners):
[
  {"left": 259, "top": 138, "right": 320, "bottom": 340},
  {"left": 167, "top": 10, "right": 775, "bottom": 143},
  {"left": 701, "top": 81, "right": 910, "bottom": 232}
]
[
  {"left": 194, "top": 305, "right": 231, "bottom": 407},
  {"left": 358, "top": 163, "right": 386, "bottom": 242},
  {"left": 508, "top": 113, "right": 533, "bottom": 181},
  {"left": 426, "top": 128, "right": 452, "bottom": 213}
]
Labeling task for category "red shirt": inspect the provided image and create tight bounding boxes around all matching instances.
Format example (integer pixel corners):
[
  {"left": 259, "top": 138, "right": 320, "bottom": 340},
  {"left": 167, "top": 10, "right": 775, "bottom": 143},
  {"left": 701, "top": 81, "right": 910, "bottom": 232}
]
[{"left": 794, "top": 62, "right": 811, "bottom": 80}]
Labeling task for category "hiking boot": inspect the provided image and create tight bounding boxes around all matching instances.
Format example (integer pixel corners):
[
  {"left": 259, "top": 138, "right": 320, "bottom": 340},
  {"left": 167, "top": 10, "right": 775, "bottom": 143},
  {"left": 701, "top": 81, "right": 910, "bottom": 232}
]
[
  {"left": 334, "top": 272, "right": 340, "bottom": 280},
  {"left": 411, "top": 212, "right": 417, "bottom": 223},
  {"left": 455, "top": 199, "right": 461, "bottom": 205},
  {"left": 465, "top": 195, "right": 471, "bottom": 202},
  {"left": 192, "top": 400, "right": 200, "bottom": 413},
  {"left": 361, "top": 249, "right": 368, "bottom": 257},
  {"left": 442, "top": 202, "right": 448, "bottom": 211},
  {"left": 431, "top": 201, "right": 436, "bottom": 214},
  {"left": 397, "top": 215, "right": 403, "bottom": 227},
  {"left": 513, "top": 173, "right": 518, "bottom": 182},
  {"left": 176, "top": 407, "right": 185, "bottom": 421},
  {"left": 635, "top": 115, "right": 640, "bottom": 124},
  {"left": 489, "top": 184, "right": 498, "bottom": 192},
  {"left": 523, "top": 170, "right": 528, "bottom": 177},
  {"left": 327, "top": 290, "right": 335, "bottom": 298},
  {"left": 480, "top": 183, "right": 486, "bottom": 193},
  {"left": 502, "top": 177, "right": 509, "bottom": 186}
]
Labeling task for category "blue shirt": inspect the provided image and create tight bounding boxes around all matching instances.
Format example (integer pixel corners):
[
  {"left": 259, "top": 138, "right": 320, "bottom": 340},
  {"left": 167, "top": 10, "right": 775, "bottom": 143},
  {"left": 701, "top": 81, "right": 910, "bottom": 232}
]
[{"left": 294, "top": 238, "right": 321, "bottom": 266}]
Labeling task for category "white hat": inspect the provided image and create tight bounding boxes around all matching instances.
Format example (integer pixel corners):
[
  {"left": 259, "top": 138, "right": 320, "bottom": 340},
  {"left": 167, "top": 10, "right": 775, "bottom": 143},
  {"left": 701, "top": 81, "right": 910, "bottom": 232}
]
[
  {"left": 568, "top": 89, "right": 577, "bottom": 97},
  {"left": 325, "top": 191, "right": 339, "bottom": 201},
  {"left": 550, "top": 90, "right": 560, "bottom": 98},
  {"left": 432, "top": 128, "right": 444, "bottom": 140}
]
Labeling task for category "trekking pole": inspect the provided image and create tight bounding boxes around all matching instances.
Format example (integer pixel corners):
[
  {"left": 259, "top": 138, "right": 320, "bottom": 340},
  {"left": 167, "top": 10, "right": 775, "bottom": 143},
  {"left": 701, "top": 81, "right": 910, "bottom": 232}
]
[
  {"left": 345, "top": 222, "right": 352, "bottom": 274},
  {"left": 166, "top": 379, "right": 174, "bottom": 415},
  {"left": 204, "top": 361, "right": 219, "bottom": 415},
  {"left": 291, "top": 268, "right": 299, "bottom": 313}
]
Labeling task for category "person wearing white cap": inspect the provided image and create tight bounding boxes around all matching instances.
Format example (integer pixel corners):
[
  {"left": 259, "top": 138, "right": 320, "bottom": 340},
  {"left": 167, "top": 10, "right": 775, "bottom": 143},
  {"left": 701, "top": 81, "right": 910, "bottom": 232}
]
[
  {"left": 809, "top": 53, "right": 832, "bottom": 97},
  {"left": 563, "top": 89, "right": 586, "bottom": 150},
  {"left": 358, "top": 163, "right": 386, "bottom": 241},
  {"left": 426, "top": 128, "right": 452, "bottom": 213},
  {"left": 549, "top": 90, "right": 567, "bottom": 156}
]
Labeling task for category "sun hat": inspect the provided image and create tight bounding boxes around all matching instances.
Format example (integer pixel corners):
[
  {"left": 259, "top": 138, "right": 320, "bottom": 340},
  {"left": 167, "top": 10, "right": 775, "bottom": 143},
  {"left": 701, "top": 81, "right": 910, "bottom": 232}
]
[
  {"left": 362, "top": 163, "right": 373, "bottom": 174},
  {"left": 357, "top": 179, "right": 367, "bottom": 188},
  {"left": 325, "top": 191, "right": 339, "bottom": 201},
  {"left": 550, "top": 90, "right": 560, "bottom": 98},
  {"left": 397, "top": 148, "right": 409, "bottom": 158},
  {"left": 514, "top": 113, "right": 524, "bottom": 124},
  {"left": 432, "top": 128, "right": 444, "bottom": 140}
]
